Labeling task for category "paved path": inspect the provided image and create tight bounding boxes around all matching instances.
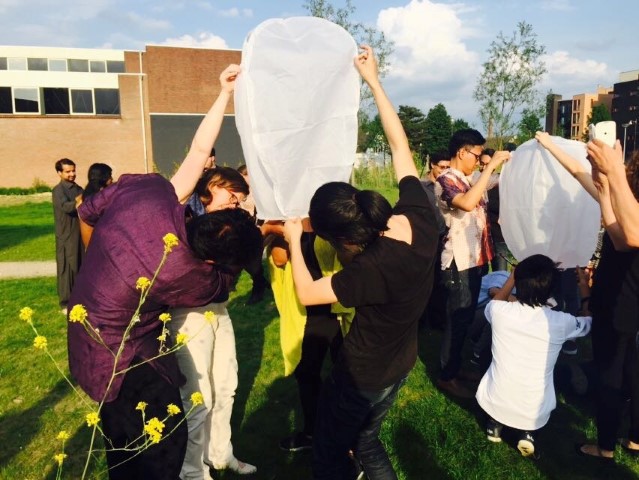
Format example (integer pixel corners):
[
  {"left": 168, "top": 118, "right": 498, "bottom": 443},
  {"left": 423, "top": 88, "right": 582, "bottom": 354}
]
[{"left": 0, "top": 261, "right": 56, "bottom": 279}]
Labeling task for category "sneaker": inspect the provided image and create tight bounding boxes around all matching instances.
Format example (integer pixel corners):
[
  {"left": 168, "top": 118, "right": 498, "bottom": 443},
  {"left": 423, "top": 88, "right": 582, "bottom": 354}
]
[
  {"left": 562, "top": 340, "right": 578, "bottom": 355},
  {"left": 279, "top": 432, "right": 313, "bottom": 452},
  {"left": 517, "top": 432, "right": 537, "bottom": 458},
  {"left": 60, "top": 307, "right": 68, "bottom": 315},
  {"left": 208, "top": 457, "right": 257, "bottom": 475},
  {"left": 486, "top": 418, "right": 503, "bottom": 443}
]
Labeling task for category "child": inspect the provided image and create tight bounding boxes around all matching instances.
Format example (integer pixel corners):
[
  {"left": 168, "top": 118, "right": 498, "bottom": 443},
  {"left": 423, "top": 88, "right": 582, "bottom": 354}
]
[{"left": 475, "top": 254, "right": 592, "bottom": 459}]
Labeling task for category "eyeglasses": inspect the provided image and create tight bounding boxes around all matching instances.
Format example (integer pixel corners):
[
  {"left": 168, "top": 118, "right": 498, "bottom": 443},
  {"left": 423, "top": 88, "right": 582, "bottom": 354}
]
[{"left": 465, "top": 149, "right": 482, "bottom": 162}]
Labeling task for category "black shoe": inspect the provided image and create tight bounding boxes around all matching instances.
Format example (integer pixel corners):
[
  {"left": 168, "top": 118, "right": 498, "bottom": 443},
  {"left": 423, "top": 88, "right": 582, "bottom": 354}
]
[
  {"left": 246, "top": 285, "right": 266, "bottom": 305},
  {"left": 279, "top": 432, "right": 313, "bottom": 452},
  {"left": 562, "top": 340, "right": 578, "bottom": 355},
  {"left": 518, "top": 431, "right": 539, "bottom": 459},
  {"left": 486, "top": 418, "right": 503, "bottom": 443}
]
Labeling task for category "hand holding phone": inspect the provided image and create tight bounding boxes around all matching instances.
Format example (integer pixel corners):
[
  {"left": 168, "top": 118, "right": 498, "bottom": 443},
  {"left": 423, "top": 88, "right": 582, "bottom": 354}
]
[{"left": 588, "top": 121, "right": 616, "bottom": 148}]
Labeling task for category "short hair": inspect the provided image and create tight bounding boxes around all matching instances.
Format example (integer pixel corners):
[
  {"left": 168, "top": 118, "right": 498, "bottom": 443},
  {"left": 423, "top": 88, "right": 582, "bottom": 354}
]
[
  {"left": 504, "top": 142, "right": 517, "bottom": 152},
  {"left": 236, "top": 164, "right": 247, "bottom": 176},
  {"left": 448, "top": 129, "right": 486, "bottom": 158},
  {"left": 482, "top": 148, "right": 495, "bottom": 157},
  {"left": 83, "top": 163, "right": 112, "bottom": 200},
  {"left": 626, "top": 150, "right": 639, "bottom": 201},
  {"left": 514, "top": 254, "right": 559, "bottom": 308},
  {"left": 429, "top": 151, "right": 450, "bottom": 167},
  {"left": 210, "top": 147, "right": 216, "bottom": 157},
  {"left": 195, "top": 166, "right": 249, "bottom": 206},
  {"left": 55, "top": 158, "right": 75, "bottom": 172},
  {"left": 186, "top": 208, "right": 262, "bottom": 268},
  {"left": 309, "top": 181, "right": 392, "bottom": 250}
]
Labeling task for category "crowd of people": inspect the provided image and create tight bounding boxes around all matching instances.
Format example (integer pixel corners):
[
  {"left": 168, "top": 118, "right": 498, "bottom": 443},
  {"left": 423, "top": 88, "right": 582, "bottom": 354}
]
[{"left": 51, "top": 46, "right": 639, "bottom": 480}]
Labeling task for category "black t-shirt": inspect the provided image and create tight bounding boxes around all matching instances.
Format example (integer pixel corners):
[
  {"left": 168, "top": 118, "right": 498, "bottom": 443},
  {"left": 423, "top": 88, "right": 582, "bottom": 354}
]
[{"left": 331, "top": 176, "right": 439, "bottom": 390}]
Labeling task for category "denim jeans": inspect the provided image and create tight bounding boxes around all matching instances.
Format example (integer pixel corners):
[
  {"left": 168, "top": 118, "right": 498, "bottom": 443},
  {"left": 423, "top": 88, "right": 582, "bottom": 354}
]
[
  {"left": 440, "top": 261, "right": 485, "bottom": 381},
  {"left": 312, "top": 372, "right": 407, "bottom": 480}
]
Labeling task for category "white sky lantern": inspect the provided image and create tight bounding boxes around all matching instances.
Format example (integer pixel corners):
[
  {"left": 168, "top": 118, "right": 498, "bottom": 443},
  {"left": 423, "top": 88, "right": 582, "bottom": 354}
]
[
  {"left": 499, "top": 137, "right": 601, "bottom": 267},
  {"left": 235, "top": 17, "right": 360, "bottom": 220}
]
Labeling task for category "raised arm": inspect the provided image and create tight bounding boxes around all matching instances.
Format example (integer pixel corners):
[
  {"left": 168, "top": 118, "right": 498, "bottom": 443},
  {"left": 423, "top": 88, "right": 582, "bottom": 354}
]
[
  {"left": 354, "top": 46, "right": 417, "bottom": 182},
  {"left": 170, "top": 64, "right": 240, "bottom": 203},
  {"left": 535, "top": 131, "right": 598, "bottom": 200},
  {"left": 492, "top": 270, "right": 515, "bottom": 302},
  {"left": 450, "top": 152, "right": 509, "bottom": 212}
]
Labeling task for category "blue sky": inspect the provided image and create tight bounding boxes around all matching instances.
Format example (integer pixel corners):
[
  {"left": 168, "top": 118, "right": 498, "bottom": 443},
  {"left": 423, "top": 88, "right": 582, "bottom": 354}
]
[{"left": 0, "top": 0, "right": 635, "bottom": 127}]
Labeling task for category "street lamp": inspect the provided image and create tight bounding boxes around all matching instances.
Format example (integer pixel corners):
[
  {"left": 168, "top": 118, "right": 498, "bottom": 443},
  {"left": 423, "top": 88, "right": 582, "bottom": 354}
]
[{"left": 622, "top": 121, "right": 634, "bottom": 160}]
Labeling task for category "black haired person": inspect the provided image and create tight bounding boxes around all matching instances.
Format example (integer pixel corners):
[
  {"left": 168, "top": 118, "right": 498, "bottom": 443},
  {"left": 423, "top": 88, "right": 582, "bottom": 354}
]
[{"left": 284, "top": 46, "right": 439, "bottom": 480}]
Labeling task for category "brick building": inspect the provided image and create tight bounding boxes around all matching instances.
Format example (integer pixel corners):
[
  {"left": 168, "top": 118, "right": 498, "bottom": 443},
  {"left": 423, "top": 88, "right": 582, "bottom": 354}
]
[{"left": 0, "top": 45, "right": 243, "bottom": 188}]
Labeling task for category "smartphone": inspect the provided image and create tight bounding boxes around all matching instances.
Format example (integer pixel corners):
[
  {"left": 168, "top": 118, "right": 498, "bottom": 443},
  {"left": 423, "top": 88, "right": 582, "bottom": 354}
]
[{"left": 588, "top": 121, "right": 616, "bottom": 147}]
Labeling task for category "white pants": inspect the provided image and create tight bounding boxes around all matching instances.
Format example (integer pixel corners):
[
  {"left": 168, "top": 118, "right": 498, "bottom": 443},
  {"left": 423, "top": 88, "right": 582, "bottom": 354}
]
[{"left": 169, "top": 302, "right": 238, "bottom": 480}]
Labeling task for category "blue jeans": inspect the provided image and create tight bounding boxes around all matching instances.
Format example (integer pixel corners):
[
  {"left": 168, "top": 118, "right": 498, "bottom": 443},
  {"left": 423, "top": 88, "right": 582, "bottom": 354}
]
[
  {"left": 313, "top": 372, "right": 407, "bottom": 480},
  {"left": 440, "top": 261, "right": 485, "bottom": 381}
]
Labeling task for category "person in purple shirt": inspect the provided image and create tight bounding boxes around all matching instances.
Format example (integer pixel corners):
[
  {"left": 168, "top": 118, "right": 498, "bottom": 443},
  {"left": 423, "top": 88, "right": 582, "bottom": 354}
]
[{"left": 68, "top": 66, "right": 262, "bottom": 480}]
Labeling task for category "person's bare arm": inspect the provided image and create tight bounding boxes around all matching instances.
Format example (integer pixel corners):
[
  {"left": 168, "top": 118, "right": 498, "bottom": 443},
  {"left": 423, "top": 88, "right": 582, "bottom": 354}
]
[
  {"left": 451, "top": 151, "right": 510, "bottom": 212},
  {"left": 535, "top": 131, "right": 598, "bottom": 200},
  {"left": 493, "top": 271, "right": 515, "bottom": 301},
  {"left": 170, "top": 65, "right": 239, "bottom": 203}
]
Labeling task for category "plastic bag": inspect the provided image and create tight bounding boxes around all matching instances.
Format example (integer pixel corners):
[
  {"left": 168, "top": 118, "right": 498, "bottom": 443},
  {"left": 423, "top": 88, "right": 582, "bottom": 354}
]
[
  {"left": 499, "top": 137, "right": 601, "bottom": 267},
  {"left": 235, "top": 16, "right": 360, "bottom": 220}
]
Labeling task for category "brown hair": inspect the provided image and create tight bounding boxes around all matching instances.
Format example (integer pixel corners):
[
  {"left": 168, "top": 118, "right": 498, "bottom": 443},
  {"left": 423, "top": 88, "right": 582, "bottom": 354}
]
[
  {"left": 195, "top": 166, "right": 249, "bottom": 206},
  {"left": 627, "top": 151, "right": 639, "bottom": 201}
]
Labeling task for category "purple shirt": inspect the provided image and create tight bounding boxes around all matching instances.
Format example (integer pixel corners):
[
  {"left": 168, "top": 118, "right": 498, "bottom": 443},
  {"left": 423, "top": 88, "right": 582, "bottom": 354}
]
[{"left": 68, "top": 174, "right": 232, "bottom": 402}]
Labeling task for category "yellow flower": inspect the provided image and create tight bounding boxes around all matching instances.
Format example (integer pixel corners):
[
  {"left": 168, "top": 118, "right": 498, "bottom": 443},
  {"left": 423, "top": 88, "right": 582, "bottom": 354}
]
[
  {"left": 19, "top": 307, "right": 34, "bottom": 323},
  {"left": 176, "top": 333, "right": 188, "bottom": 345},
  {"left": 190, "top": 392, "right": 204, "bottom": 406},
  {"left": 135, "top": 401, "right": 148, "bottom": 412},
  {"left": 85, "top": 412, "right": 100, "bottom": 427},
  {"left": 68, "top": 304, "right": 88, "bottom": 324},
  {"left": 33, "top": 335, "right": 48, "bottom": 350},
  {"left": 53, "top": 453, "right": 67, "bottom": 466},
  {"left": 163, "top": 233, "right": 179, "bottom": 253},
  {"left": 167, "top": 403, "right": 181, "bottom": 416},
  {"left": 204, "top": 311, "right": 215, "bottom": 323},
  {"left": 136, "top": 277, "right": 151, "bottom": 291},
  {"left": 56, "top": 430, "right": 70, "bottom": 441},
  {"left": 144, "top": 417, "right": 165, "bottom": 444},
  {"left": 159, "top": 313, "right": 171, "bottom": 323},
  {"left": 157, "top": 333, "right": 167, "bottom": 342}
]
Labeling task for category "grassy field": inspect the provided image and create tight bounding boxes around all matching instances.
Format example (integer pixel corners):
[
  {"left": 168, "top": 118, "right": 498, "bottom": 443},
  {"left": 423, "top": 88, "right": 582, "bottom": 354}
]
[
  {"left": 2, "top": 187, "right": 639, "bottom": 479},
  {"left": 0, "top": 201, "right": 55, "bottom": 261}
]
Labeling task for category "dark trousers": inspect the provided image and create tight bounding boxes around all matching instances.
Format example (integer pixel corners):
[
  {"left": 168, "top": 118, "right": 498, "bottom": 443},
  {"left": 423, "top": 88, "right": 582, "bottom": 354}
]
[
  {"left": 592, "top": 322, "right": 639, "bottom": 451},
  {"left": 313, "top": 372, "right": 406, "bottom": 480},
  {"left": 101, "top": 362, "right": 187, "bottom": 480},
  {"left": 294, "top": 312, "right": 342, "bottom": 435},
  {"left": 440, "top": 261, "right": 485, "bottom": 381}
]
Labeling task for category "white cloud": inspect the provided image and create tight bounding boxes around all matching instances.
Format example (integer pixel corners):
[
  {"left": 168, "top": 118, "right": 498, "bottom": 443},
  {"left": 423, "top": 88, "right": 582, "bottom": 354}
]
[
  {"left": 123, "top": 11, "right": 171, "bottom": 31},
  {"left": 160, "top": 32, "right": 228, "bottom": 49},
  {"left": 217, "top": 7, "right": 252, "bottom": 18},
  {"left": 376, "top": 0, "right": 482, "bottom": 121},
  {"left": 541, "top": 50, "right": 615, "bottom": 95},
  {"left": 540, "top": 0, "right": 575, "bottom": 12}
]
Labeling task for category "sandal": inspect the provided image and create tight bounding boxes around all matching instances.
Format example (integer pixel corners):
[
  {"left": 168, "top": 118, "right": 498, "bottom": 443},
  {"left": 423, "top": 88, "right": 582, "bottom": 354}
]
[
  {"left": 619, "top": 439, "right": 639, "bottom": 456},
  {"left": 575, "top": 443, "right": 614, "bottom": 463}
]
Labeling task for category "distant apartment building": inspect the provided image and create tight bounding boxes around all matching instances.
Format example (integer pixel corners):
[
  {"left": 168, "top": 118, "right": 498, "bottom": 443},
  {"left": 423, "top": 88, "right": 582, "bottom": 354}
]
[
  {"left": 0, "top": 45, "right": 243, "bottom": 188},
  {"left": 612, "top": 70, "right": 639, "bottom": 158},
  {"left": 545, "top": 86, "right": 613, "bottom": 141}
]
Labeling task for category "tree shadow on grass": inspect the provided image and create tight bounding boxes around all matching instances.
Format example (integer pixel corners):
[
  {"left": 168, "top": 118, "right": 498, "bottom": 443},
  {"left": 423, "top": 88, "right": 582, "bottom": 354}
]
[
  {"left": 391, "top": 420, "right": 452, "bottom": 480},
  {"left": 0, "top": 224, "right": 53, "bottom": 251}
]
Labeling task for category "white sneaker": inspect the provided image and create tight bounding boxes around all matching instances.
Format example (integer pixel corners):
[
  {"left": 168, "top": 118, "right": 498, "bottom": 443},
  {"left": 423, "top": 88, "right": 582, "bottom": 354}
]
[{"left": 220, "top": 457, "right": 257, "bottom": 475}]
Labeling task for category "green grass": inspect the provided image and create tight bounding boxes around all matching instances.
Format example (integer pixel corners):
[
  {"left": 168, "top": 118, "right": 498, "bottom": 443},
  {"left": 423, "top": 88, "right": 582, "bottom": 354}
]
[
  {"left": 0, "top": 202, "right": 55, "bottom": 261},
  {"left": 3, "top": 177, "right": 639, "bottom": 479}
]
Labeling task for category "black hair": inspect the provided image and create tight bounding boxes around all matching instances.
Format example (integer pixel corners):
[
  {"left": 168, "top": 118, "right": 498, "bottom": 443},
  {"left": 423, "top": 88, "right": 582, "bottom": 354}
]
[
  {"left": 504, "top": 142, "right": 517, "bottom": 152},
  {"left": 448, "top": 129, "right": 486, "bottom": 158},
  {"left": 83, "top": 163, "right": 112, "bottom": 200},
  {"left": 186, "top": 208, "right": 262, "bottom": 268},
  {"left": 482, "top": 148, "right": 495, "bottom": 157},
  {"left": 55, "top": 158, "right": 75, "bottom": 172},
  {"left": 514, "top": 254, "right": 559, "bottom": 308},
  {"left": 309, "top": 181, "right": 392, "bottom": 250},
  {"left": 210, "top": 147, "right": 216, "bottom": 157},
  {"left": 195, "top": 166, "right": 249, "bottom": 206},
  {"left": 237, "top": 164, "right": 247, "bottom": 176},
  {"left": 429, "top": 151, "right": 450, "bottom": 167}
]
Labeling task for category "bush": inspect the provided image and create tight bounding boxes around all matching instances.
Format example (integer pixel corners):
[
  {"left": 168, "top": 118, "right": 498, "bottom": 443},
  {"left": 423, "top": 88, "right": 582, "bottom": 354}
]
[{"left": 0, "top": 179, "right": 52, "bottom": 195}]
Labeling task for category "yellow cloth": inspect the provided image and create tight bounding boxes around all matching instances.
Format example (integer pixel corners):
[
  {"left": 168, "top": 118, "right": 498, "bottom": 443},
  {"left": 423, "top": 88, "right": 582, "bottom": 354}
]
[{"left": 269, "top": 237, "right": 355, "bottom": 376}]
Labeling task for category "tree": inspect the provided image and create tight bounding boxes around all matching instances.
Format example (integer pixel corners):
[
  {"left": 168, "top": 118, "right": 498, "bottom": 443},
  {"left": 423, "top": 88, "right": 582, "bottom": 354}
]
[
  {"left": 473, "top": 21, "right": 547, "bottom": 149},
  {"left": 398, "top": 105, "right": 427, "bottom": 164},
  {"left": 452, "top": 118, "right": 471, "bottom": 134},
  {"left": 358, "top": 113, "right": 388, "bottom": 153},
  {"left": 424, "top": 103, "right": 452, "bottom": 156},
  {"left": 303, "top": 0, "right": 394, "bottom": 105},
  {"left": 517, "top": 108, "right": 543, "bottom": 144},
  {"left": 582, "top": 104, "right": 612, "bottom": 141}
]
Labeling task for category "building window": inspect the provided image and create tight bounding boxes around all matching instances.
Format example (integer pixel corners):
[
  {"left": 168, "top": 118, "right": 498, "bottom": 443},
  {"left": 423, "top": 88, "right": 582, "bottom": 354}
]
[
  {"left": 49, "top": 59, "right": 67, "bottom": 72},
  {"left": 71, "top": 89, "right": 93, "bottom": 114},
  {"left": 0, "top": 58, "right": 7, "bottom": 70},
  {"left": 0, "top": 87, "right": 12, "bottom": 113},
  {"left": 68, "top": 59, "right": 89, "bottom": 72},
  {"left": 90, "top": 60, "right": 106, "bottom": 73},
  {"left": 27, "top": 58, "right": 48, "bottom": 71},
  {"left": 43, "top": 88, "right": 70, "bottom": 114},
  {"left": 106, "top": 60, "right": 125, "bottom": 73},
  {"left": 8, "top": 58, "right": 27, "bottom": 70},
  {"left": 95, "top": 88, "right": 120, "bottom": 114},
  {"left": 14, "top": 87, "right": 39, "bottom": 113}
]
